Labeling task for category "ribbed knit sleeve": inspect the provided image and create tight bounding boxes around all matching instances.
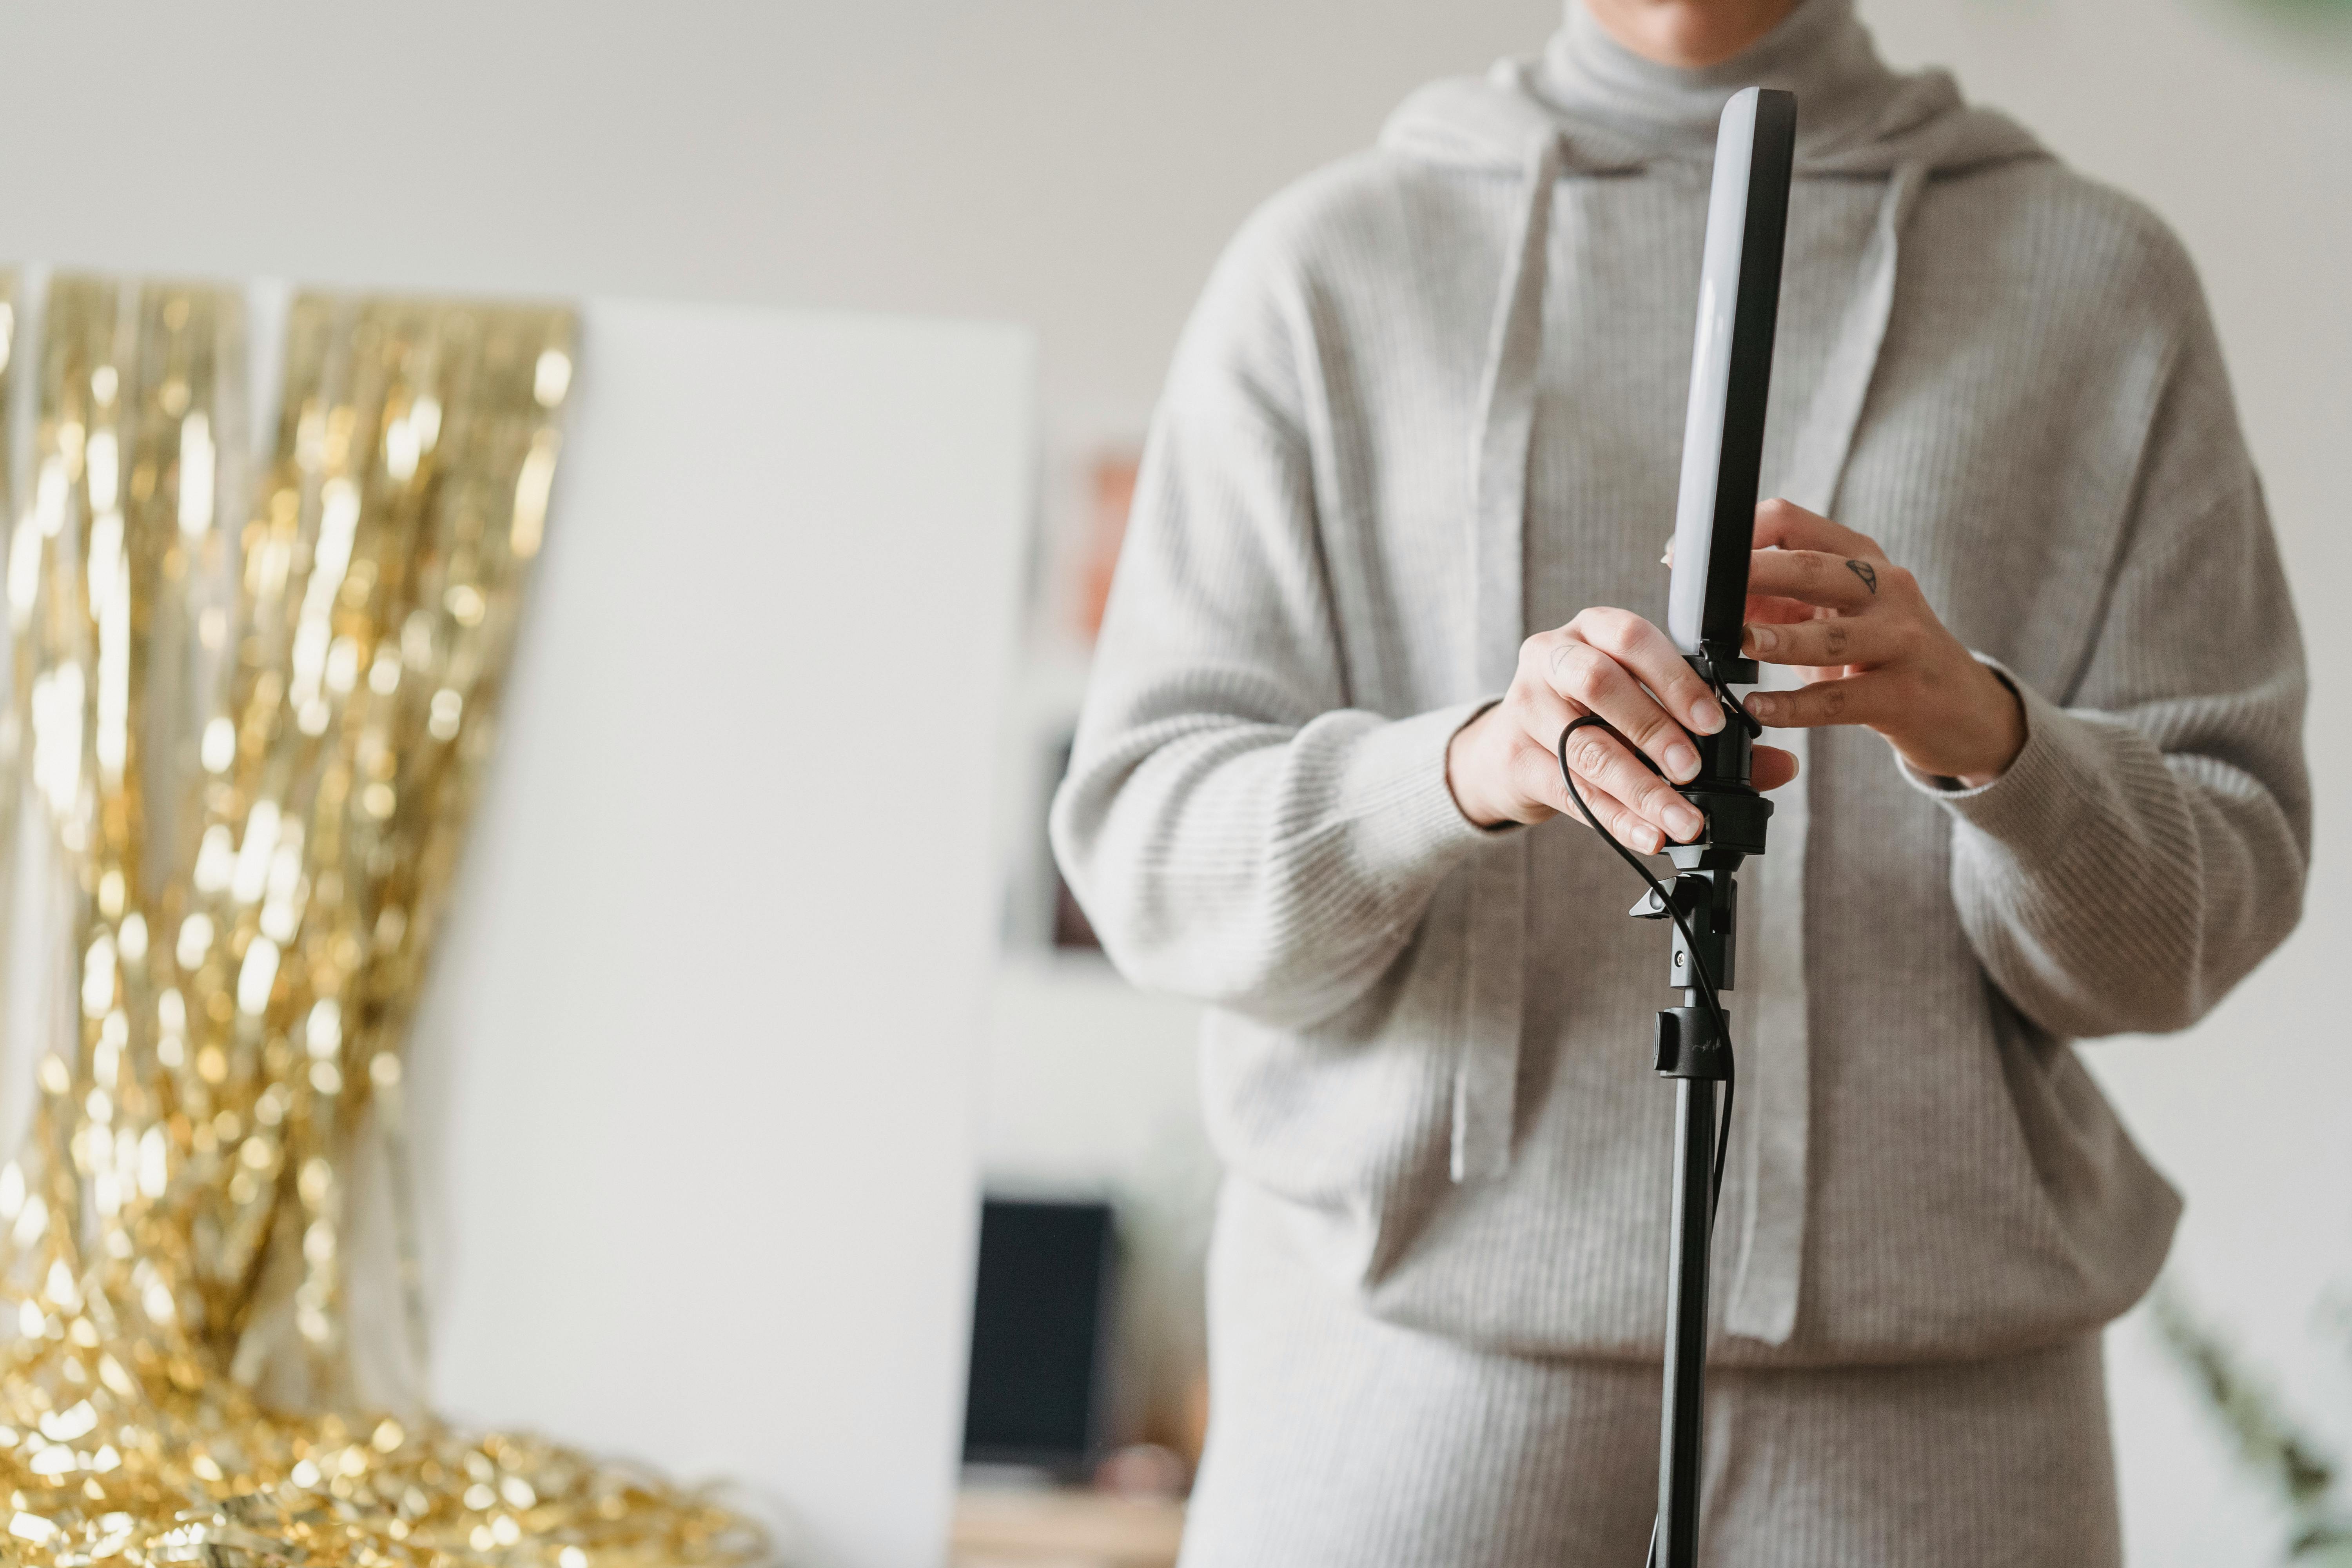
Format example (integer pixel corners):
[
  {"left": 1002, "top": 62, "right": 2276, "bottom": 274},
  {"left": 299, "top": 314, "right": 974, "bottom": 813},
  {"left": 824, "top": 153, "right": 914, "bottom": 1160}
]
[
  {"left": 1050, "top": 219, "right": 1494, "bottom": 1029},
  {"left": 1903, "top": 278, "right": 2312, "bottom": 1039}
]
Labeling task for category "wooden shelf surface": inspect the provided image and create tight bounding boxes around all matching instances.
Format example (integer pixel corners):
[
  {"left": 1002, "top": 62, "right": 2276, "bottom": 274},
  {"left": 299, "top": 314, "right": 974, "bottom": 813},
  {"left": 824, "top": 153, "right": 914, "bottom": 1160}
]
[{"left": 951, "top": 1488, "right": 1186, "bottom": 1568}]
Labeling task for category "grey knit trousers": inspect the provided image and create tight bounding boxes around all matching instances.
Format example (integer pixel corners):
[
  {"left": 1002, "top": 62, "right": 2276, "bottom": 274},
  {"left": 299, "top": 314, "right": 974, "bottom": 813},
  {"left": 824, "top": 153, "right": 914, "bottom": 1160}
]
[{"left": 1180, "top": 1194, "right": 2120, "bottom": 1568}]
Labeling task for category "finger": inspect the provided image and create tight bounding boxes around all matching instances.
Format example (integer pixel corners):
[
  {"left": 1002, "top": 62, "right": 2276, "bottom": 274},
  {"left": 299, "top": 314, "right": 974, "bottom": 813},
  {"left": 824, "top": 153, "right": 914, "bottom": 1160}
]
[
  {"left": 1741, "top": 593, "right": 1818, "bottom": 626},
  {"left": 1743, "top": 548, "right": 1884, "bottom": 613},
  {"left": 1507, "top": 674, "right": 1689, "bottom": 824},
  {"left": 1516, "top": 736, "right": 1661, "bottom": 849},
  {"left": 1742, "top": 614, "right": 1906, "bottom": 670},
  {"left": 1543, "top": 639, "right": 1706, "bottom": 786},
  {"left": 1752, "top": 744, "right": 1800, "bottom": 793},
  {"left": 1750, "top": 498, "right": 1883, "bottom": 560},
  {"left": 1560, "top": 724, "right": 1707, "bottom": 844},
  {"left": 1743, "top": 674, "right": 1898, "bottom": 730},
  {"left": 1548, "top": 765, "right": 1666, "bottom": 855},
  {"left": 1567, "top": 609, "right": 1724, "bottom": 738}
]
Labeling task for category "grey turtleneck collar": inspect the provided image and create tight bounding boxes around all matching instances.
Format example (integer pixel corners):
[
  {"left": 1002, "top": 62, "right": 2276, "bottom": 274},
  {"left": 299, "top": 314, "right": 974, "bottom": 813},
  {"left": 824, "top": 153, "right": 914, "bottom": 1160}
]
[
  {"left": 1382, "top": 0, "right": 2038, "bottom": 177},
  {"left": 1541, "top": 0, "right": 1906, "bottom": 160}
]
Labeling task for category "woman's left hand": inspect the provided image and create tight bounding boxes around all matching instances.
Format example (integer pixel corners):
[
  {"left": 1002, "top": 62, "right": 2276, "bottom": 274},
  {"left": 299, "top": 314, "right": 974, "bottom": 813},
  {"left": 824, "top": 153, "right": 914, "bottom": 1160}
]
[{"left": 1737, "top": 500, "right": 2025, "bottom": 788}]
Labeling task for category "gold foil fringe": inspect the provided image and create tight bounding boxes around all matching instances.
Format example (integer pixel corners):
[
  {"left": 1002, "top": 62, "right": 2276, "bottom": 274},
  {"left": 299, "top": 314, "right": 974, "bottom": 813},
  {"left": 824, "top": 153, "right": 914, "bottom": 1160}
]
[{"left": 0, "top": 274, "right": 769, "bottom": 1566}]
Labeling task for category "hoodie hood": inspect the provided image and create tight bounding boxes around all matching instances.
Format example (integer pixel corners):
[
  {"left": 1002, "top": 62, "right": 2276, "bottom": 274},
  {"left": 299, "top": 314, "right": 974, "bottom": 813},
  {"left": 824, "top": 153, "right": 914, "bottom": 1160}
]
[{"left": 1381, "top": 0, "right": 2042, "bottom": 178}]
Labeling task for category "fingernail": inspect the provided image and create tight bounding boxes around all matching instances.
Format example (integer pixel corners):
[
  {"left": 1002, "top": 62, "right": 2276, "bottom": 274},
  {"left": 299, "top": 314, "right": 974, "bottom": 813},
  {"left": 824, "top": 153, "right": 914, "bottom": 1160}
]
[
  {"left": 1665, "top": 742, "right": 1699, "bottom": 781},
  {"left": 1747, "top": 694, "right": 1778, "bottom": 722},
  {"left": 1749, "top": 624, "right": 1780, "bottom": 654},
  {"left": 1668, "top": 804, "right": 1704, "bottom": 840},
  {"left": 1687, "top": 700, "right": 1724, "bottom": 734},
  {"left": 1640, "top": 826, "right": 1664, "bottom": 854}
]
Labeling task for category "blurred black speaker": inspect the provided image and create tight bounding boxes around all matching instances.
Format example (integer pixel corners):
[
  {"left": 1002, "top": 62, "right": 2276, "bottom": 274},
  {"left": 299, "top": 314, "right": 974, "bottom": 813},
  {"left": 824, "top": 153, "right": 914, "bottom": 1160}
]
[{"left": 962, "top": 1197, "right": 1117, "bottom": 1474}]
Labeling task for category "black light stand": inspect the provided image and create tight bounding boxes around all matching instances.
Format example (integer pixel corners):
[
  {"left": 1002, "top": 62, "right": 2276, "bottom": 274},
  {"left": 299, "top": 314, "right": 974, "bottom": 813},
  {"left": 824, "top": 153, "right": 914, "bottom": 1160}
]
[
  {"left": 1635, "top": 650, "right": 1770, "bottom": 1568},
  {"left": 1631, "top": 77, "right": 1793, "bottom": 1564}
]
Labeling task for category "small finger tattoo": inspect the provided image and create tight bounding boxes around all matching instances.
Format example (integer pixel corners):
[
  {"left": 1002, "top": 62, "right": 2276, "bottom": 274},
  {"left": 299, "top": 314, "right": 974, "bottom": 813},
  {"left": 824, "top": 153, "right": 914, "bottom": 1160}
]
[{"left": 1846, "top": 559, "right": 1878, "bottom": 595}]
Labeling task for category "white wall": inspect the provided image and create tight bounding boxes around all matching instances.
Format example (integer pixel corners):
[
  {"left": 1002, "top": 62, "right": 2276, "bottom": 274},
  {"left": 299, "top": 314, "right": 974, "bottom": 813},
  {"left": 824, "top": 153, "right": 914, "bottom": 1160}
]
[
  {"left": 405, "top": 301, "right": 1033, "bottom": 1568},
  {"left": 0, "top": 1, "right": 1559, "bottom": 441},
  {"left": 4, "top": 2, "right": 2345, "bottom": 1561}
]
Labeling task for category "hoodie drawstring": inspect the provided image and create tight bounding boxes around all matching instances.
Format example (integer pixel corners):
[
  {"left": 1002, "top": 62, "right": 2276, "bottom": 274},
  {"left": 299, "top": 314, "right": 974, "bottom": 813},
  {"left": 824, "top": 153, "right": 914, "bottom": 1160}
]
[
  {"left": 1783, "top": 158, "right": 1931, "bottom": 512},
  {"left": 1719, "top": 156, "right": 1931, "bottom": 1345},
  {"left": 1452, "top": 132, "right": 1563, "bottom": 1184}
]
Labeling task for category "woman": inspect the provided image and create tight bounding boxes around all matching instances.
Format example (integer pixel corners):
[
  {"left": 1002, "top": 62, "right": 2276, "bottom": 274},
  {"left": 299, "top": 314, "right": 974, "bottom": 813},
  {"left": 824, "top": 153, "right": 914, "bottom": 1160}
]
[{"left": 1051, "top": 0, "right": 2311, "bottom": 1561}]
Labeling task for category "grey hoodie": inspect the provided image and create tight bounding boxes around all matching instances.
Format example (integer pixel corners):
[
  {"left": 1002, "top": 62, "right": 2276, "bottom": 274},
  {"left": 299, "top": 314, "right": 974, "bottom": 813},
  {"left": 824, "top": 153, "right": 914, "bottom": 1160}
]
[{"left": 1054, "top": 0, "right": 2308, "bottom": 1362}]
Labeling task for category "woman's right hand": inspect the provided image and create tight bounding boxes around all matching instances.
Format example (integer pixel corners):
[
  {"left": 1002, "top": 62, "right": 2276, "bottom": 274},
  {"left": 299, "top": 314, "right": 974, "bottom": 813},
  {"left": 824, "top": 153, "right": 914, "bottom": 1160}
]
[{"left": 1443, "top": 607, "right": 1800, "bottom": 851}]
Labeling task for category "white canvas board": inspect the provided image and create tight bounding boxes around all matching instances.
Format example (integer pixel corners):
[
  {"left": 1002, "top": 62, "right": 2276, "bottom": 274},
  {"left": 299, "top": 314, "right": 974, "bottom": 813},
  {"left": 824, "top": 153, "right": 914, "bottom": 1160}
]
[{"left": 405, "top": 299, "right": 1034, "bottom": 1568}]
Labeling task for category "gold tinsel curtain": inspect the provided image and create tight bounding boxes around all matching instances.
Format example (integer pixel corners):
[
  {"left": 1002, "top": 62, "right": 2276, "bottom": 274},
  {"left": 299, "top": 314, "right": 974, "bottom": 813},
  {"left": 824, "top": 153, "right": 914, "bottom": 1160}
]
[{"left": 0, "top": 274, "right": 765, "bottom": 1566}]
